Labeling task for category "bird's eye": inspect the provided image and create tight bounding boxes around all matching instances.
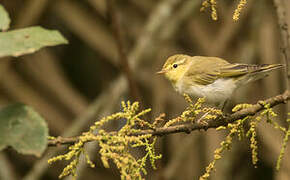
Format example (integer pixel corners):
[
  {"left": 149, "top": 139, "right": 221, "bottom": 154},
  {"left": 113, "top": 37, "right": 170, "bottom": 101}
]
[{"left": 173, "top": 64, "right": 178, "bottom": 68}]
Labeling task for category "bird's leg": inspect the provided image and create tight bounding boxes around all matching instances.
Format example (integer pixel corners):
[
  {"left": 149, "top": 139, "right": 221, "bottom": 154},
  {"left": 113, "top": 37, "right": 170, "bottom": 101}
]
[{"left": 220, "top": 100, "right": 228, "bottom": 112}]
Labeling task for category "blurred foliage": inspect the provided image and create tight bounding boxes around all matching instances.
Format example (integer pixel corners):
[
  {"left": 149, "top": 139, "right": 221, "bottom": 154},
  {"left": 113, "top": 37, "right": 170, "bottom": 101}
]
[
  {"left": 0, "top": 27, "right": 68, "bottom": 58},
  {"left": 0, "top": 104, "right": 48, "bottom": 157},
  {"left": 0, "top": 4, "right": 10, "bottom": 31},
  {"left": 0, "top": 4, "right": 66, "bottom": 157}
]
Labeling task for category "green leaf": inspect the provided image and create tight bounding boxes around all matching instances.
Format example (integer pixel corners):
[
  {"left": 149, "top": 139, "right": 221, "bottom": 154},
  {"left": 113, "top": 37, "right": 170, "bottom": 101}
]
[
  {"left": 0, "top": 26, "right": 68, "bottom": 58},
  {"left": 0, "top": 104, "right": 48, "bottom": 157},
  {"left": 0, "top": 4, "right": 10, "bottom": 31}
]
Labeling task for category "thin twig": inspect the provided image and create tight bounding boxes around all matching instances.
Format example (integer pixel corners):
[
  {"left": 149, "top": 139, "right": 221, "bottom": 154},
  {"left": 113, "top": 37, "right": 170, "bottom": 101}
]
[
  {"left": 107, "top": 0, "right": 141, "bottom": 102},
  {"left": 48, "top": 90, "right": 290, "bottom": 146}
]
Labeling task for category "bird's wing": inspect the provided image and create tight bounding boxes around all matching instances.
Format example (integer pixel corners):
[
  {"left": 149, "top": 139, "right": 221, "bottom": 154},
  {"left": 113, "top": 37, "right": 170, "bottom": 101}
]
[
  {"left": 189, "top": 71, "right": 219, "bottom": 85},
  {"left": 185, "top": 56, "right": 283, "bottom": 86},
  {"left": 184, "top": 56, "right": 229, "bottom": 86},
  {"left": 220, "top": 63, "right": 283, "bottom": 77},
  {"left": 219, "top": 64, "right": 251, "bottom": 77}
]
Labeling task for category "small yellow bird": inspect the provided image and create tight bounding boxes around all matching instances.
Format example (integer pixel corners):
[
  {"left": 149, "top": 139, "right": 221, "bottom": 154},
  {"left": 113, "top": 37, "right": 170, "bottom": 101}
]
[{"left": 157, "top": 54, "right": 284, "bottom": 109}]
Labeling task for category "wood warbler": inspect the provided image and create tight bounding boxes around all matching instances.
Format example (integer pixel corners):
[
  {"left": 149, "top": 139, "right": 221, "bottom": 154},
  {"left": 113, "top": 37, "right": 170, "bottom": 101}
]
[{"left": 157, "top": 54, "right": 284, "bottom": 109}]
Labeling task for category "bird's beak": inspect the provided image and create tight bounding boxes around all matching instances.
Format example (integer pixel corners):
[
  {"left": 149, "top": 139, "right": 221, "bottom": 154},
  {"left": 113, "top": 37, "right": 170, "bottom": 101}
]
[{"left": 156, "top": 69, "right": 167, "bottom": 74}]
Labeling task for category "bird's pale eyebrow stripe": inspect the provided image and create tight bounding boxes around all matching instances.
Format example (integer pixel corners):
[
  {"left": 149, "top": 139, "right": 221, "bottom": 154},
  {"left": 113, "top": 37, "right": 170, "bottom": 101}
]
[{"left": 177, "top": 58, "right": 186, "bottom": 64}]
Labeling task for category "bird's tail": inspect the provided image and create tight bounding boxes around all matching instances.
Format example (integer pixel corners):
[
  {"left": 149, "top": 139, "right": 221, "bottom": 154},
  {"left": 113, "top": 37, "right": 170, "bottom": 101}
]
[
  {"left": 251, "top": 64, "right": 284, "bottom": 73},
  {"left": 237, "top": 63, "right": 284, "bottom": 85}
]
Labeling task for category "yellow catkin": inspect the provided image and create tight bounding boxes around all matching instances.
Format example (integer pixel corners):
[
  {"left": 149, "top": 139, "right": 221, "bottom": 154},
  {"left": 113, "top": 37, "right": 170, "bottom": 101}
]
[
  {"left": 200, "top": 122, "right": 238, "bottom": 180},
  {"left": 200, "top": 0, "right": 218, "bottom": 20},
  {"left": 200, "top": 0, "right": 249, "bottom": 21},
  {"left": 49, "top": 100, "right": 160, "bottom": 179},
  {"left": 47, "top": 136, "right": 55, "bottom": 140},
  {"left": 232, "top": 103, "right": 252, "bottom": 112},
  {"left": 165, "top": 96, "right": 207, "bottom": 127},
  {"left": 200, "top": 0, "right": 210, "bottom": 12},
  {"left": 247, "top": 121, "right": 258, "bottom": 166},
  {"left": 276, "top": 126, "right": 290, "bottom": 170},
  {"left": 216, "top": 126, "right": 226, "bottom": 131},
  {"left": 260, "top": 104, "right": 286, "bottom": 133},
  {"left": 210, "top": 0, "right": 218, "bottom": 20},
  {"left": 233, "top": 0, "right": 247, "bottom": 21}
]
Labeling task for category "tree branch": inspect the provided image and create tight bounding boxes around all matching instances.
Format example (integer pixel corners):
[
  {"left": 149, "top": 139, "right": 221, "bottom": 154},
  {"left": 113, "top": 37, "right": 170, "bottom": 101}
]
[
  {"left": 48, "top": 90, "right": 290, "bottom": 146},
  {"left": 273, "top": 0, "right": 290, "bottom": 88}
]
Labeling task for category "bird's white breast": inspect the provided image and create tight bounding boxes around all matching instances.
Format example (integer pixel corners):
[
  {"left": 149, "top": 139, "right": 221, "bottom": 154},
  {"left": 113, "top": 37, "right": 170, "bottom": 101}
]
[{"left": 175, "top": 78, "right": 237, "bottom": 105}]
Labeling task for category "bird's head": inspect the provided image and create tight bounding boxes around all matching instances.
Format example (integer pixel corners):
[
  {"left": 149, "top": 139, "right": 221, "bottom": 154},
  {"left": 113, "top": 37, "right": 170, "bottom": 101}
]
[{"left": 157, "top": 54, "right": 191, "bottom": 83}]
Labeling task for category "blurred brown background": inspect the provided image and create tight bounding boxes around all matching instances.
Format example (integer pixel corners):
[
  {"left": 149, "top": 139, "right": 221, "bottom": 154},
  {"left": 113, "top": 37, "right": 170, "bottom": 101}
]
[{"left": 0, "top": 0, "right": 289, "bottom": 180}]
